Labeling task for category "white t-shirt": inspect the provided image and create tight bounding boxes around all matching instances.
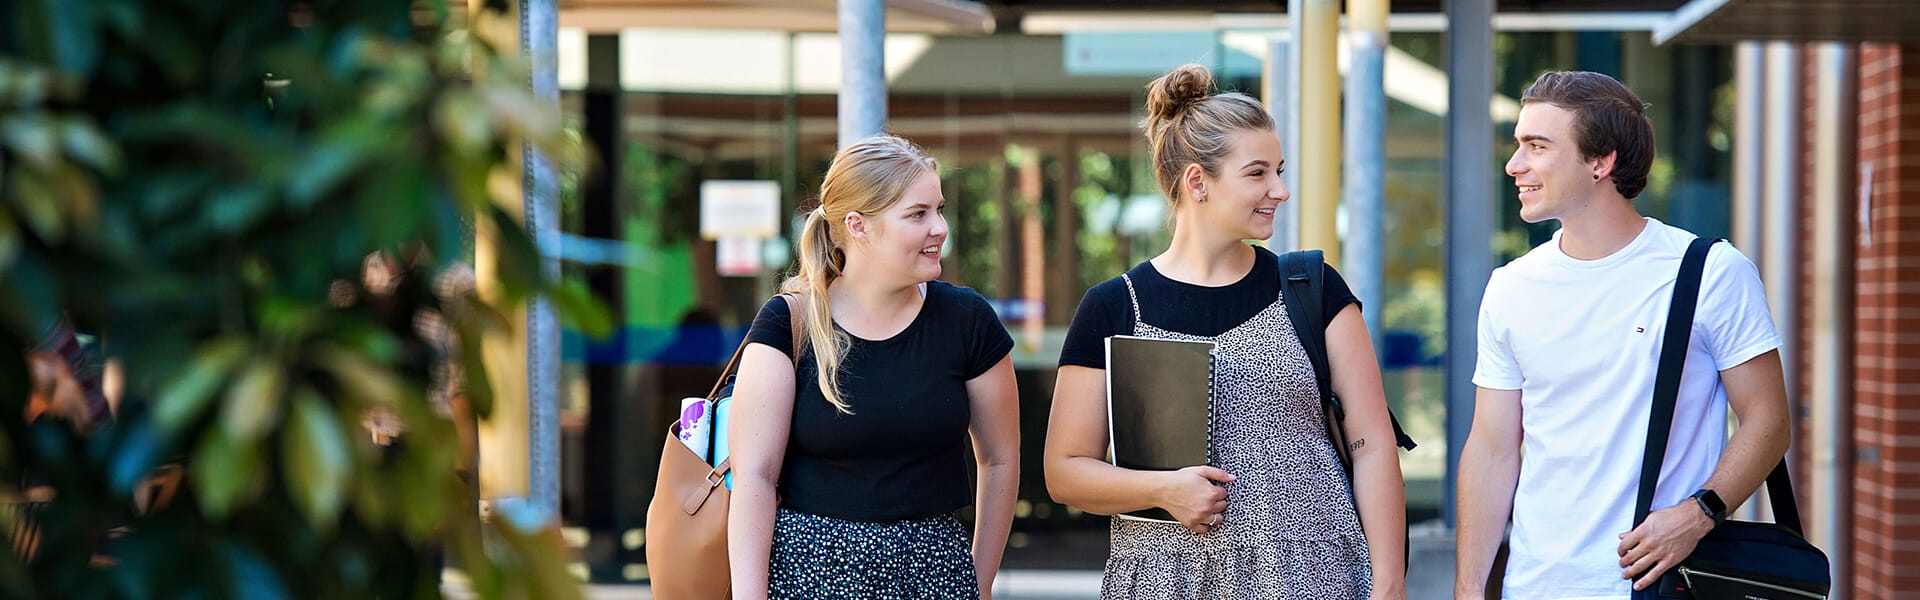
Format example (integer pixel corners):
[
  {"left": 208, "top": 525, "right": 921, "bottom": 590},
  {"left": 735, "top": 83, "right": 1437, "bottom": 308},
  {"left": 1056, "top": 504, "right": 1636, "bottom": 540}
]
[{"left": 1473, "top": 218, "right": 1781, "bottom": 600}]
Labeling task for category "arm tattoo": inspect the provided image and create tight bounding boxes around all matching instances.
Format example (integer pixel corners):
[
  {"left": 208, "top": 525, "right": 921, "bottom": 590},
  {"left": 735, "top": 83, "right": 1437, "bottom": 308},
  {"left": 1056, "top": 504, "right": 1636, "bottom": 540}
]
[{"left": 1348, "top": 438, "right": 1366, "bottom": 452}]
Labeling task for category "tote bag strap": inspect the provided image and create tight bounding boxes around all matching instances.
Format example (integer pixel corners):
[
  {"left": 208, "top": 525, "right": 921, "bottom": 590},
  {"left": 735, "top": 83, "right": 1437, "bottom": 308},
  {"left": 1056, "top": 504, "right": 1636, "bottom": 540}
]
[{"left": 701, "top": 293, "right": 810, "bottom": 466}]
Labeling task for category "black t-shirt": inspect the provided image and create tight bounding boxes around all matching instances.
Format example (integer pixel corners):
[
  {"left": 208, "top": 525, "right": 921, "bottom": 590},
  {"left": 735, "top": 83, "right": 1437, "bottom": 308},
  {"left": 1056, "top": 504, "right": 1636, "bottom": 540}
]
[
  {"left": 745, "top": 280, "right": 1015, "bottom": 522},
  {"left": 1059, "top": 246, "right": 1360, "bottom": 369}
]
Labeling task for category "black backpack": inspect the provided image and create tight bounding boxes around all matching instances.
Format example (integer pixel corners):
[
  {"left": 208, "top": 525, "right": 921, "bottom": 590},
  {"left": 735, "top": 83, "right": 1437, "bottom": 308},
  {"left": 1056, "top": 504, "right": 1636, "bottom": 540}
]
[
  {"left": 1276, "top": 249, "right": 1418, "bottom": 477},
  {"left": 1278, "top": 249, "right": 1418, "bottom": 572}
]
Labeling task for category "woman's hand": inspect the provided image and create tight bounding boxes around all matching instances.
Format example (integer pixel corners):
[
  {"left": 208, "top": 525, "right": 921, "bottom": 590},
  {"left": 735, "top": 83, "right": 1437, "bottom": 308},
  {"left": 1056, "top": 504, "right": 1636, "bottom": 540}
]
[{"left": 1156, "top": 466, "right": 1235, "bottom": 534}]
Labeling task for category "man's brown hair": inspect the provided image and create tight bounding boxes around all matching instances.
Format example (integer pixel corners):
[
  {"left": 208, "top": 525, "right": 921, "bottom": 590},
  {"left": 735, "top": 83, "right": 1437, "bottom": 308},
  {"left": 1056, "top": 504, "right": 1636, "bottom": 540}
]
[{"left": 1521, "top": 71, "right": 1655, "bottom": 200}]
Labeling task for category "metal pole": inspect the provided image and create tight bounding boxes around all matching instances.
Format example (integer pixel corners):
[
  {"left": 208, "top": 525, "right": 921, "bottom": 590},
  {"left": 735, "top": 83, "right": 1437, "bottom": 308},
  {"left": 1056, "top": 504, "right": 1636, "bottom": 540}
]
[
  {"left": 1300, "top": 0, "right": 1342, "bottom": 265},
  {"left": 839, "top": 0, "right": 886, "bottom": 147},
  {"left": 520, "top": 0, "right": 561, "bottom": 519},
  {"left": 1808, "top": 42, "right": 1855, "bottom": 600},
  {"left": 1265, "top": 37, "right": 1300, "bottom": 253},
  {"left": 1443, "top": 0, "right": 1495, "bottom": 528},
  {"left": 1344, "top": 0, "right": 1387, "bottom": 355}
]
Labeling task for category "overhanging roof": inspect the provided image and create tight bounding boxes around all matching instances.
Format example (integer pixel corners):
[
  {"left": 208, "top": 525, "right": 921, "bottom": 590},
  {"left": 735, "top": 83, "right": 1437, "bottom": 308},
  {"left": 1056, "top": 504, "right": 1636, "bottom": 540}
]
[
  {"left": 1654, "top": 0, "right": 1920, "bottom": 45},
  {"left": 558, "top": 0, "right": 993, "bottom": 34}
]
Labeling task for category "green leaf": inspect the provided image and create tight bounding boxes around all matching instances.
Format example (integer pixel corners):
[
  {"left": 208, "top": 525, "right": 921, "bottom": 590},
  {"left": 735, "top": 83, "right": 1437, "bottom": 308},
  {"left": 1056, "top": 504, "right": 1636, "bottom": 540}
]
[
  {"left": 219, "top": 358, "right": 286, "bottom": 442},
  {"left": 396, "top": 459, "right": 449, "bottom": 542},
  {"left": 153, "top": 338, "right": 249, "bottom": 432},
  {"left": 58, "top": 117, "right": 120, "bottom": 174},
  {"left": 454, "top": 313, "right": 495, "bottom": 419},
  {"left": 190, "top": 426, "right": 262, "bottom": 519},
  {"left": 0, "top": 62, "right": 51, "bottom": 109},
  {"left": 549, "top": 279, "right": 613, "bottom": 339},
  {"left": 484, "top": 205, "right": 545, "bottom": 300},
  {"left": 315, "top": 346, "right": 404, "bottom": 407},
  {"left": 282, "top": 390, "right": 352, "bottom": 531},
  {"left": 287, "top": 117, "right": 383, "bottom": 209},
  {"left": 332, "top": 322, "right": 401, "bottom": 363},
  {"left": 352, "top": 468, "right": 393, "bottom": 530},
  {"left": 0, "top": 210, "right": 18, "bottom": 276},
  {"left": 0, "top": 114, "right": 59, "bottom": 170},
  {"left": 204, "top": 185, "right": 274, "bottom": 234},
  {"left": 7, "top": 169, "right": 63, "bottom": 243},
  {"left": 257, "top": 296, "right": 324, "bottom": 343},
  {"left": 432, "top": 90, "right": 492, "bottom": 156}
]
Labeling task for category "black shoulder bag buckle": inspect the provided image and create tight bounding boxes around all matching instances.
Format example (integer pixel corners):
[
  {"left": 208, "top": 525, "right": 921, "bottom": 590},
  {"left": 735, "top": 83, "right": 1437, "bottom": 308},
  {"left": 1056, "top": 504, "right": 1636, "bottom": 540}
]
[{"left": 1631, "top": 238, "right": 1831, "bottom": 600}]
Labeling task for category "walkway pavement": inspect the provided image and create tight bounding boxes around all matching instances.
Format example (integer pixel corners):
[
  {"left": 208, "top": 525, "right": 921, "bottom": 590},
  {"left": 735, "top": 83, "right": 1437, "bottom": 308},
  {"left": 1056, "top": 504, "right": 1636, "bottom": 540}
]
[{"left": 577, "top": 521, "right": 1463, "bottom": 600}]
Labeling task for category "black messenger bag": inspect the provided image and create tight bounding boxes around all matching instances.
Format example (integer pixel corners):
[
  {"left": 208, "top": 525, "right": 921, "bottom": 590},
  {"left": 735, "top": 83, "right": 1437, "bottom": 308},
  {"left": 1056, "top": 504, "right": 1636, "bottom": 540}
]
[{"left": 1631, "top": 238, "right": 1831, "bottom": 600}]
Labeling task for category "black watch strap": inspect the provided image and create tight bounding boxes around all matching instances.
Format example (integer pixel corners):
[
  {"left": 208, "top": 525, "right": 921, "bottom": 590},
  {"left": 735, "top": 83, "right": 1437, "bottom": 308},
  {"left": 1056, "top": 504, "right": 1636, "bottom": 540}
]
[{"left": 1691, "top": 489, "right": 1727, "bottom": 523}]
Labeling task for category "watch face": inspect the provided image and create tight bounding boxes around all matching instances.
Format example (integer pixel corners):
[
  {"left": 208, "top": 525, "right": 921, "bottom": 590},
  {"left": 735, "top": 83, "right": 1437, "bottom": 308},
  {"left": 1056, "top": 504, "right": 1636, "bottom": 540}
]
[{"left": 1697, "top": 490, "right": 1727, "bottom": 516}]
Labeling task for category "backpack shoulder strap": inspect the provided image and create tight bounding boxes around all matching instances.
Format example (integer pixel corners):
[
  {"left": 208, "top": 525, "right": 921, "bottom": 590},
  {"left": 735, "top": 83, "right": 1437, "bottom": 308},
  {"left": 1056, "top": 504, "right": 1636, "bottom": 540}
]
[
  {"left": 1279, "top": 250, "right": 1419, "bottom": 454},
  {"left": 1279, "top": 250, "right": 1335, "bottom": 408}
]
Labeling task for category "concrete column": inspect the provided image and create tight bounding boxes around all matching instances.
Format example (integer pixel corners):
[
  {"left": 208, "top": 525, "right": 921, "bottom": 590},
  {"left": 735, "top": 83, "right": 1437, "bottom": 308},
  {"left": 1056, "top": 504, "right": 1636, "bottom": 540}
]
[
  {"left": 1732, "top": 43, "right": 1766, "bottom": 252},
  {"left": 1343, "top": 0, "right": 1387, "bottom": 354},
  {"left": 1761, "top": 42, "right": 1801, "bottom": 439},
  {"left": 1729, "top": 41, "right": 1768, "bottom": 524},
  {"left": 1807, "top": 42, "right": 1855, "bottom": 600},
  {"left": 1299, "top": 0, "right": 1342, "bottom": 265},
  {"left": 1442, "top": 0, "right": 1495, "bottom": 528},
  {"left": 839, "top": 0, "right": 886, "bottom": 147}
]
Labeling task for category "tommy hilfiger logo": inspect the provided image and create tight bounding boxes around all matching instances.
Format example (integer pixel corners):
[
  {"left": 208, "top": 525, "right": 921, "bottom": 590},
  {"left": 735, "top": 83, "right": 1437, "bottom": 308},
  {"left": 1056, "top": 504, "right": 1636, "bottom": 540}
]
[{"left": 1635, "top": 327, "right": 1646, "bottom": 334}]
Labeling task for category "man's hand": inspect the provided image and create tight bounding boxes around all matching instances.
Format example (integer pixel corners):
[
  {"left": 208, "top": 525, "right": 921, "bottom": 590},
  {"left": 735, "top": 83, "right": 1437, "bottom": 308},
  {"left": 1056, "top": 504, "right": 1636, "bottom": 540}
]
[{"left": 1617, "top": 502, "right": 1716, "bottom": 590}]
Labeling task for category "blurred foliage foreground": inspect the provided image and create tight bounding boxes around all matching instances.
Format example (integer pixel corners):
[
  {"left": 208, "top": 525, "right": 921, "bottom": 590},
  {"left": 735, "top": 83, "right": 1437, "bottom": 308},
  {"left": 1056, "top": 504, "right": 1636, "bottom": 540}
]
[{"left": 0, "top": 0, "right": 608, "bottom": 597}]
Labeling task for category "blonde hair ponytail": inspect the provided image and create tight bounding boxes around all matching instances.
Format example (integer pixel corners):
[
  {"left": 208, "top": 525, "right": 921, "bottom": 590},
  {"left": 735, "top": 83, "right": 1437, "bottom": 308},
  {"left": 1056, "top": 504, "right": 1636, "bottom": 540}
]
[{"left": 780, "top": 135, "right": 937, "bottom": 413}]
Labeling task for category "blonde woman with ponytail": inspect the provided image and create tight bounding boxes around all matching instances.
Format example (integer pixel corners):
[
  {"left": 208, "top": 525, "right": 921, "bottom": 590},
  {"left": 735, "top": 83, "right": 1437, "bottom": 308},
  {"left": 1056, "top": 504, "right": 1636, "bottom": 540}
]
[
  {"left": 726, "top": 135, "right": 1019, "bottom": 600},
  {"left": 1042, "top": 65, "right": 1407, "bottom": 599}
]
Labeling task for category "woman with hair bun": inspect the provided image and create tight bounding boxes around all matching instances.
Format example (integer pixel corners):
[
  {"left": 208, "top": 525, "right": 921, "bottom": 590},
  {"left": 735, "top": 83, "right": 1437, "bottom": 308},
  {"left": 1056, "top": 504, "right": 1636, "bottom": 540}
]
[
  {"left": 726, "top": 135, "right": 1020, "bottom": 600},
  {"left": 1042, "top": 64, "right": 1408, "bottom": 599}
]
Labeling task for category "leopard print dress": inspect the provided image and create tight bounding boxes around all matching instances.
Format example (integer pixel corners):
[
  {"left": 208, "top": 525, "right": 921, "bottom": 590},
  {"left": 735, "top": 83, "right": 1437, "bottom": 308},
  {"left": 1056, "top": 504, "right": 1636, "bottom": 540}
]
[{"left": 1101, "top": 274, "right": 1372, "bottom": 600}]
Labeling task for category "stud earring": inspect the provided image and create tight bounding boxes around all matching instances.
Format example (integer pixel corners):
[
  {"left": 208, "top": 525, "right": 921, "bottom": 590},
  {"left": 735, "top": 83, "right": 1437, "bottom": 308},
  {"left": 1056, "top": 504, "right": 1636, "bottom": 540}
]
[{"left": 1593, "top": 174, "right": 1601, "bottom": 180}]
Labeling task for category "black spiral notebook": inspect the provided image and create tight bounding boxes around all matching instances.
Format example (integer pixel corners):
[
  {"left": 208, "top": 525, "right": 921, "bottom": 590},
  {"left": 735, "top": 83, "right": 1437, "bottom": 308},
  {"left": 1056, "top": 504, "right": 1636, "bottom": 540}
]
[{"left": 1104, "top": 335, "right": 1216, "bottom": 523}]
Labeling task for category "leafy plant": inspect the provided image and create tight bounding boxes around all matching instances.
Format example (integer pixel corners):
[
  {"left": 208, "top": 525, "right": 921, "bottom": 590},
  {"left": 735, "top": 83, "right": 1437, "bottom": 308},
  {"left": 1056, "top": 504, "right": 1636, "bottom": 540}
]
[{"left": 0, "top": 0, "right": 604, "bottom": 597}]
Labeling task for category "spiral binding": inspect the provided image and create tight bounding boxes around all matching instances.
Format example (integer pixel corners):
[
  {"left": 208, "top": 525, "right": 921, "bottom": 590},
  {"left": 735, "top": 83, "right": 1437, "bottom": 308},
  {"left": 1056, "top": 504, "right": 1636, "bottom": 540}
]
[{"left": 1205, "top": 347, "right": 1218, "bottom": 467}]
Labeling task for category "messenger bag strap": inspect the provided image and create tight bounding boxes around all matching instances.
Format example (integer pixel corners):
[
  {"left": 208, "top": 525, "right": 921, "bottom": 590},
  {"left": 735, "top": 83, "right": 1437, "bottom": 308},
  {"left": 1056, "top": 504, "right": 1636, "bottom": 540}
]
[
  {"left": 1630, "top": 238, "right": 1717, "bottom": 600},
  {"left": 1633, "top": 238, "right": 1804, "bottom": 538},
  {"left": 1634, "top": 237, "right": 1719, "bottom": 529}
]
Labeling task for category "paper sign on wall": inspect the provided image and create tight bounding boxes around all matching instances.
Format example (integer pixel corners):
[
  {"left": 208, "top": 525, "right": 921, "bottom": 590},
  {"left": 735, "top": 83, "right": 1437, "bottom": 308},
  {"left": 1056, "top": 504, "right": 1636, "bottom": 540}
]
[{"left": 700, "top": 180, "right": 782, "bottom": 241}]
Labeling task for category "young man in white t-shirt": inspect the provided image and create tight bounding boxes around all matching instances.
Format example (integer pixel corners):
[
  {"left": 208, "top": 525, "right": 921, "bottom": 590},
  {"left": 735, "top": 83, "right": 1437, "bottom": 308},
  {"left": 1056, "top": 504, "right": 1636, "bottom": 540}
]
[{"left": 1453, "top": 71, "right": 1792, "bottom": 600}]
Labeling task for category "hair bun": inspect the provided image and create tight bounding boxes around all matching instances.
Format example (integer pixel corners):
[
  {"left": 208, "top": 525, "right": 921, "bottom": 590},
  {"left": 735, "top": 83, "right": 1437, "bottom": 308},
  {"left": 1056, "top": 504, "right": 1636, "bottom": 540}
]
[{"left": 1145, "top": 64, "right": 1214, "bottom": 122}]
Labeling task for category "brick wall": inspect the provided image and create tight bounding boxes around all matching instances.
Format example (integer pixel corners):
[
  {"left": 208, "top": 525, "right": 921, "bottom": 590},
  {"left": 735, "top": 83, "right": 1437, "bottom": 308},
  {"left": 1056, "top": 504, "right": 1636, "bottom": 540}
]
[{"left": 1852, "top": 43, "right": 1920, "bottom": 600}]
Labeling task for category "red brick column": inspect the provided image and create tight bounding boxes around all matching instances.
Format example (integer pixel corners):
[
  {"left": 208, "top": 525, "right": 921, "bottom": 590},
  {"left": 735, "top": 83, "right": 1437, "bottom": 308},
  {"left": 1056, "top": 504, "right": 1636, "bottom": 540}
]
[{"left": 1852, "top": 43, "right": 1920, "bottom": 600}]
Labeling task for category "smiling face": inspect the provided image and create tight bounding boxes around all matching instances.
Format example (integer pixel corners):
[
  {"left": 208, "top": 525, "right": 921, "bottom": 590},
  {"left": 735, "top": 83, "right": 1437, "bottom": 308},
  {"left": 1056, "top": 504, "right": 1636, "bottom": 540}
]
[
  {"left": 1185, "top": 128, "right": 1289, "bottom": 241},
  {"left": 849, "top": 168, "right": 947, "bottom": 285},
  {"left": 1507, "top": 102, "right": 1611, "bottom": 224}
]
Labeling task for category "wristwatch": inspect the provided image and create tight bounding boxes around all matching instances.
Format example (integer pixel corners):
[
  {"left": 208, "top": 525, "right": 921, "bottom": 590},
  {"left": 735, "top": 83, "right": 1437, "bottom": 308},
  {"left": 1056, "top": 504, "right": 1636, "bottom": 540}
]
[{"left": 1690, "top": 489, "right": 1727, "bottom": 524}]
